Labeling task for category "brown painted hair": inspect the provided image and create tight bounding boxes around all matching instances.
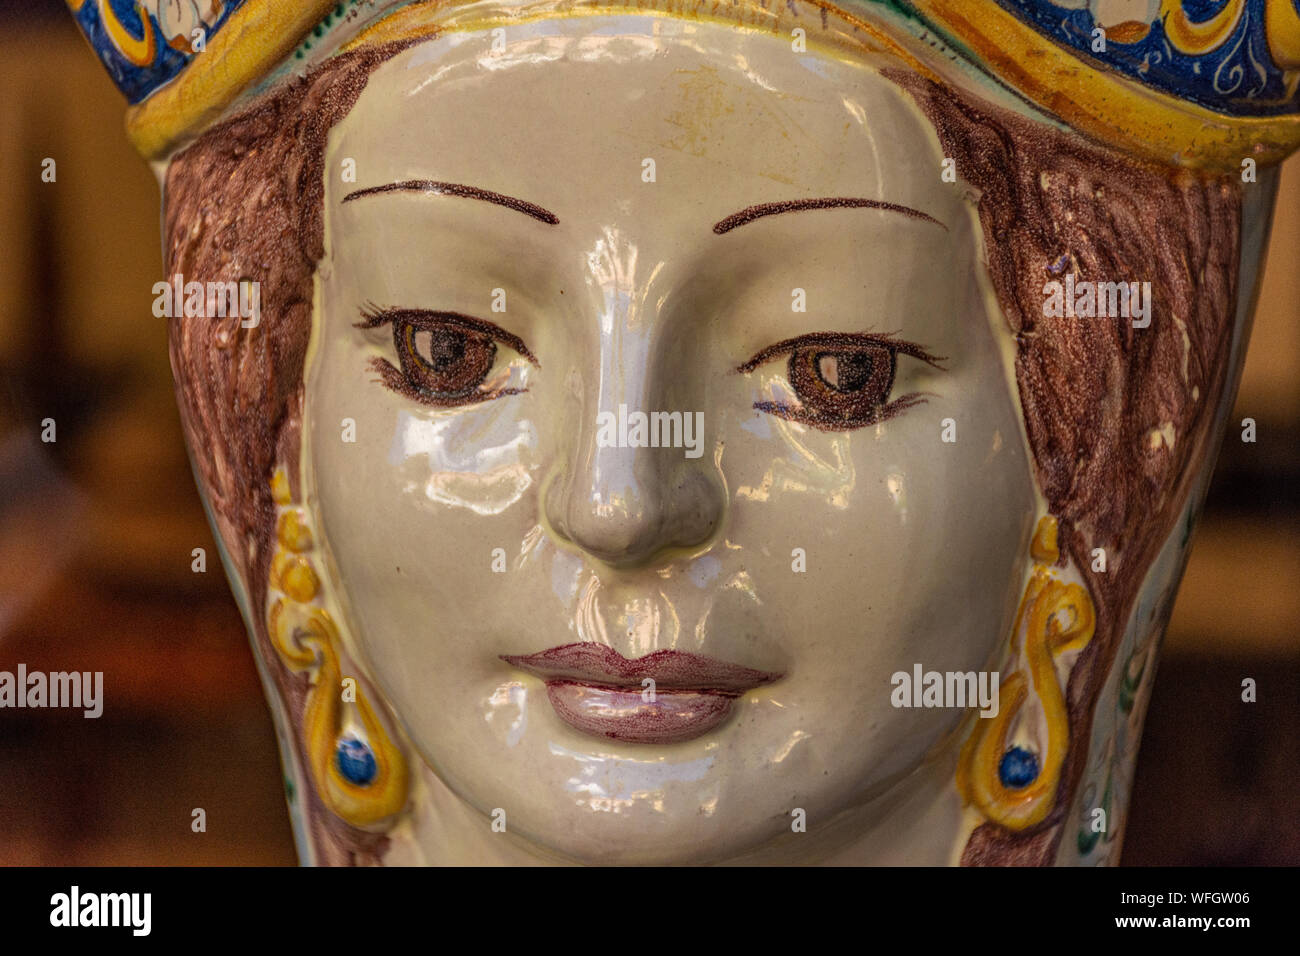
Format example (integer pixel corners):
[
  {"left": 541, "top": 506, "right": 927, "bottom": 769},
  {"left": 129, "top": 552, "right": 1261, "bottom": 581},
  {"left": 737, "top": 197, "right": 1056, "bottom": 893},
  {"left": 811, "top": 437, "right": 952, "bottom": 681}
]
[
  {"left": 890, "top": 73, "right": 1240, "bottom": 863},
  {"left": 163, "top": 41, "right": 418, "bottom": 864},
  {"left": 164, "top": 40, "right": 1241, "bottom": 865}
]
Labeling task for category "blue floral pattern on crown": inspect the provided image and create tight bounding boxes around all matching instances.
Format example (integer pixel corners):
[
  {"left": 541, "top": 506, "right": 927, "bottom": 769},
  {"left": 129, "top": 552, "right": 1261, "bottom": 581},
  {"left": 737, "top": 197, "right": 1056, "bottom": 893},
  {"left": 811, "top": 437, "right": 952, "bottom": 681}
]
[
  {"left": 68, "top": 1, "right": 259, "bottom": 104},
  {"left": 69, "top": 0, "right": 1300, "bottom": 122},
  {"left": 995, "top": 0, "right": 1300, "bottom": 117}
]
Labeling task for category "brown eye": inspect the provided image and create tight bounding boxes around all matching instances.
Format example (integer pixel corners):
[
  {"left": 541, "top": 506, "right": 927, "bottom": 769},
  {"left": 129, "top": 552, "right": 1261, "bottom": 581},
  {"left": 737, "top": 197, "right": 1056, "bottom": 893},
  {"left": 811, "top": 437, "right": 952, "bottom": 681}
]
[
  {"left": 787, "top": 344, "right": 895, "bottom": 424},
  {"left": 398, "top": 321, "right": 496, "bottom": 399},
  {"left": 355, "top": 307, "right": 538, "bottom": 408},
  {"left": 738, "top": 331, "right": 944, "bottom": 431}
]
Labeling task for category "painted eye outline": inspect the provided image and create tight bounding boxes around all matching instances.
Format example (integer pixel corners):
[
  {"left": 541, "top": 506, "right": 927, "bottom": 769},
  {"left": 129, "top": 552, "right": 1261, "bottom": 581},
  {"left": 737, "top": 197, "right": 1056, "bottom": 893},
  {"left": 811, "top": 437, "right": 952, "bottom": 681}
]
[
  {"left": 355, "top": 305, "right": 539, "bottom": 408},
  {"left": 736, "top": 331, "right": 946, "bottom": 431}
]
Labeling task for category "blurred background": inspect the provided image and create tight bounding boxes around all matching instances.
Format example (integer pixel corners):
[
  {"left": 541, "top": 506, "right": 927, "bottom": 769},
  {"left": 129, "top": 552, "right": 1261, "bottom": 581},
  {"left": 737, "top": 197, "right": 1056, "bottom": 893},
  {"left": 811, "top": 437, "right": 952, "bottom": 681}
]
[{"left": 0, "top": 0, "right": 1296, "bottom": 866}]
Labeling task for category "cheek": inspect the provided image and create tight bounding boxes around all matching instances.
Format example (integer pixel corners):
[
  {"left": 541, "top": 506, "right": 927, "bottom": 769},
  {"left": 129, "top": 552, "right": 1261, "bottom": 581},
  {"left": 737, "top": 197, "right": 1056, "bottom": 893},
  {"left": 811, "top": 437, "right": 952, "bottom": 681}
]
[
  {"left": 303, "top": 327, "right": 548, "bottom": 660},
  {"left": 725, "top": 354, "right": 1034, "bottom": 670}
]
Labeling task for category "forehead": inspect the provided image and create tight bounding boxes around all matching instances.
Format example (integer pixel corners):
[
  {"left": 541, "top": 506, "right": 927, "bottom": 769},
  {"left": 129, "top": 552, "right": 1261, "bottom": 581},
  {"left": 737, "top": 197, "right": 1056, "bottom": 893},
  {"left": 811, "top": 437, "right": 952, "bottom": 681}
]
[{"left": 327, "top": 16, "right": 960, "bottom": 235}]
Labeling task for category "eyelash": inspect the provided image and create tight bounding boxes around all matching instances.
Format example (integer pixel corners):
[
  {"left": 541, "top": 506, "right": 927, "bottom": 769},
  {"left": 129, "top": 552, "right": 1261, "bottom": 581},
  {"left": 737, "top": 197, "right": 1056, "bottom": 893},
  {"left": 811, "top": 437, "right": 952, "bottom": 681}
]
[
  {"left": 735, "top": 331, "right": 945, "bottom": 431},
  {"left": 355, "top": 306, "right": 538, "bottom": 408}
]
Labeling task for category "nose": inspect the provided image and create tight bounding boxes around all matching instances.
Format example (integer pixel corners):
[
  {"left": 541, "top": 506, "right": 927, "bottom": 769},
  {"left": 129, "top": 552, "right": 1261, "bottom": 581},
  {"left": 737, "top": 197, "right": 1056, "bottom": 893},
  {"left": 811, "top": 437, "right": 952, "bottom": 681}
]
[
  {"left": 545, "top": 227, "right": 725, "bottom": 568},
  {"left": 545, "top": 418, "right": 724, "bottom": 569}
]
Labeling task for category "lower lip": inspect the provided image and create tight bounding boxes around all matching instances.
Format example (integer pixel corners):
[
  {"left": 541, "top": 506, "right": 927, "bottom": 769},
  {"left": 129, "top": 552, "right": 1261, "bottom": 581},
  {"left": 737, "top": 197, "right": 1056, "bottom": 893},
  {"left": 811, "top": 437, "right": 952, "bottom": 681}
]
[{"left": 544, "top": 681, "right": 739, "bottom": 744}]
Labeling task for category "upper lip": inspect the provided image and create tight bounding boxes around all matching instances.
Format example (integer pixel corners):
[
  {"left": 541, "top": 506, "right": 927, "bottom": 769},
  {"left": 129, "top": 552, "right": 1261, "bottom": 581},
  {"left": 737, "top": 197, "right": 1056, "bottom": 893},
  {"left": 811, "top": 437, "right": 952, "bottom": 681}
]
[{"left": 500, "top": 642, "right": 783, "bottom": 694}]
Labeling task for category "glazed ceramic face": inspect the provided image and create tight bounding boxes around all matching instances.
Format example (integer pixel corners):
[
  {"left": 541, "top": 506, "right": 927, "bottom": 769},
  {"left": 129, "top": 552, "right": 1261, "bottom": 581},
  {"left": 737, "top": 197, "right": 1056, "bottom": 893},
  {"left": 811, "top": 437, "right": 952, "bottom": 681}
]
[{"left": 304, "top": 17, "right": 1038, "bottom": 863}]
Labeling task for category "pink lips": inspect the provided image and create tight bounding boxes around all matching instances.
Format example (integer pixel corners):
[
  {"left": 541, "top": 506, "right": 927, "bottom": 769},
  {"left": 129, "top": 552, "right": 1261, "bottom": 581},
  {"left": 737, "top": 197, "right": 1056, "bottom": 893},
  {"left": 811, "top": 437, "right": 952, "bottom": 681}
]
[{"left": 500, "top": 643, "right": 783, "bottom": 744}]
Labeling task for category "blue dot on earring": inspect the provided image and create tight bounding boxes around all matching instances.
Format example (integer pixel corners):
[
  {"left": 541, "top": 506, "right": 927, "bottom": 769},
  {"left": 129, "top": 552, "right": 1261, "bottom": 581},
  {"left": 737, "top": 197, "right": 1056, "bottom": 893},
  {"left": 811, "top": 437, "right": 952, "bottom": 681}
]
[
  {"left": 336, "top": 737, "right": 378, "bottom": 786},
  {"left": 999, "top": 746, "right": 1039, "bottom": 789}
]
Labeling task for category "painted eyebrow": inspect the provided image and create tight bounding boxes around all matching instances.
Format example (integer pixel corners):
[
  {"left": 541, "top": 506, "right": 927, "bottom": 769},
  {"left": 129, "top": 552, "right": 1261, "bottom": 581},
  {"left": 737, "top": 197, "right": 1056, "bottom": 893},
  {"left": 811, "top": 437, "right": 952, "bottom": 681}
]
[
  {"left": 713, "top": 197, "right": 946, "bottom": 235},
  {"left": 343, "top": 180, "right": 560, "bottom": 225}
]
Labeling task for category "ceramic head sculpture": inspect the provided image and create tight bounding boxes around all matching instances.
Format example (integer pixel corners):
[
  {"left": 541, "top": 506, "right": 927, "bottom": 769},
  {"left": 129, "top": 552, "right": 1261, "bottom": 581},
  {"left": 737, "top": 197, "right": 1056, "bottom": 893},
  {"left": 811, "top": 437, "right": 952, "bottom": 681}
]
[{"left": 69, "top": 0, "right": 1300, "bottom": 865}]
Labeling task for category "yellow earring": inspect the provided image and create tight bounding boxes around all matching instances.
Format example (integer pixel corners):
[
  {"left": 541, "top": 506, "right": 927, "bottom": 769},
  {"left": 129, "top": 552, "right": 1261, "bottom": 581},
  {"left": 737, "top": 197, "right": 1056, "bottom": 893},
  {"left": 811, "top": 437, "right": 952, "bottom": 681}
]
[
  {"left": 956, "top": 515, "right": 1095, "bottom": 830},
  {"left": 266, "top": 467, "right": 409, "bottom": 827}
]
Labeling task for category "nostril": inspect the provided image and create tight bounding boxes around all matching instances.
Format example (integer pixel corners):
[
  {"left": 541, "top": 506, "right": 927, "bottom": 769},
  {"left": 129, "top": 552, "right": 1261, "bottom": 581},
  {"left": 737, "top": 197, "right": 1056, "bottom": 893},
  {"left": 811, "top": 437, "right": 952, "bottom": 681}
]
[{"left": 667, "top": 470, "right": 724, "bottom": 548}]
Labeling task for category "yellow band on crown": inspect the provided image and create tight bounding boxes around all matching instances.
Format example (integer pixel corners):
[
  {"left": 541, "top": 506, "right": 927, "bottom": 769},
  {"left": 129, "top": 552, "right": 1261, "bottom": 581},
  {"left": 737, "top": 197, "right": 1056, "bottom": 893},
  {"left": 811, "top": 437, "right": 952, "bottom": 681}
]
[
  {"left": 912, "top": 0, "right": 1300, "bottom": 171},
  {"left": 100, "top": 0, "right": 1300, "bottom": 170},
  {"left": 123, "top": 0, "right": 343, "bottom": 159}
]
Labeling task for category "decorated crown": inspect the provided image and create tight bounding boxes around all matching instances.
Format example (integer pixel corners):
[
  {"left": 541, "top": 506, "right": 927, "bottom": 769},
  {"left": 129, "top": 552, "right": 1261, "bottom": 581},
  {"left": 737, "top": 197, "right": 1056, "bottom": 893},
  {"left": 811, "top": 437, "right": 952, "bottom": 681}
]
[{"left": 69, "top": 0, "right": 1300, "bottom": 169}]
